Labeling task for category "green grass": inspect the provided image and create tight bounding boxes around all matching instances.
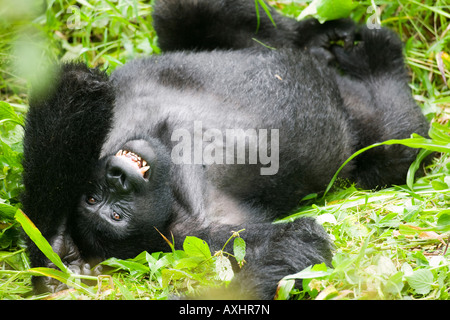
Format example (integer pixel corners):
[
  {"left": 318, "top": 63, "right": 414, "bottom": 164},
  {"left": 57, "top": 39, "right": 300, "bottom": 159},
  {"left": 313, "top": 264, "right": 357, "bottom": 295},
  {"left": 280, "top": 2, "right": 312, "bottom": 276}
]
[{"left": 0, "top": 0, "right": 449, "bottom": 300}]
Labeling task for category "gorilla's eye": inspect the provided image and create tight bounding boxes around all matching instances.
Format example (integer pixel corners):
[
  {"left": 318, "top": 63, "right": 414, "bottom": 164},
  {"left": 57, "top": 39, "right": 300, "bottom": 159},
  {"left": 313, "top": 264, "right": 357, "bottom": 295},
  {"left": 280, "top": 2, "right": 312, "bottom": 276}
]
[
  {"left": 111, "top": 211, "right": 121, "bottom": 221},
  {"left": 86, "top": 196, "right": 98, "bottom": 205}
]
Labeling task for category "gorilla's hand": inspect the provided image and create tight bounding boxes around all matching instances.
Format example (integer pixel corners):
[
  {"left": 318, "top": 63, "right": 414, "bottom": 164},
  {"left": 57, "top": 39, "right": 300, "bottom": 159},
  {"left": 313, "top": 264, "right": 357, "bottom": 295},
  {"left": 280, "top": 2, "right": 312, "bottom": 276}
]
[
  {"left": 33, "top": 231, "right": 102, "bottom": 294},
  {"left": 296, "top": 18, "right": 357, "bottom": 63}
]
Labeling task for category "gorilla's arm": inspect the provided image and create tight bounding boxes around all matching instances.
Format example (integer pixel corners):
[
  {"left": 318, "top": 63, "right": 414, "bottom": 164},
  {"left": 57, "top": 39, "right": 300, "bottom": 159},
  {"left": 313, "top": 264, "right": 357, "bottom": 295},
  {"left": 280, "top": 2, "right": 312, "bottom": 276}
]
[
  {"left": 22, "top": 63, "right": 114, "bottom": 270},
  {"left": 152, "top": 0, "right": 299, "bottom": 51},
  {"left": 152, "top": 0, "right": 359, "bottom": 54}
]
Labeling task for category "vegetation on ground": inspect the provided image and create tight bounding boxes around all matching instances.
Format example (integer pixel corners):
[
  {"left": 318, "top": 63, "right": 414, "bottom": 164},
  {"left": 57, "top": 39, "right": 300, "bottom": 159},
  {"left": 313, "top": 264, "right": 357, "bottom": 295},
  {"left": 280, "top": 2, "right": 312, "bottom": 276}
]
[{"left": 0, "top": 0, "right": 449, "bottom": 300}]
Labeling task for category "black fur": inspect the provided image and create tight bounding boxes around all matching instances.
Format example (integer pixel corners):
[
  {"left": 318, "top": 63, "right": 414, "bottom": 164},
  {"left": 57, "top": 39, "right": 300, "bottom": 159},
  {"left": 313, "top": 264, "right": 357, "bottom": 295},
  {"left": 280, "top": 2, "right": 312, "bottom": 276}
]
[
  {"left": 22, "top": 0, "right": 428, "bottom": 299},
  {"left": 152, "top": 0, "right": 299, "bottom": 51},
  {"left": 22, "top": 63, "right": 114, "bottom": 272}
]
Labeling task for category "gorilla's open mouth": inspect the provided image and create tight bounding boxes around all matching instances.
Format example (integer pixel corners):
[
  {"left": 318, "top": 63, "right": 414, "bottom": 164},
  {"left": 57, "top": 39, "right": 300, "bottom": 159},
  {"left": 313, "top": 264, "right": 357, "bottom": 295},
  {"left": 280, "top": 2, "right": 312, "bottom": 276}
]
[{"left": 115, "top": 149, "right": 150, "bottom": 179}]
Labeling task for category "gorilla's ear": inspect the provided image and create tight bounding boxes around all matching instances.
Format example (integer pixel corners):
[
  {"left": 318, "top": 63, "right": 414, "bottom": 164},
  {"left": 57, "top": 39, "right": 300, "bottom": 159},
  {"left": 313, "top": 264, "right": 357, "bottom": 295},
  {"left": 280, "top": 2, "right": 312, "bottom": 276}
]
[{"left": 22, "top": 62, "right": 114, "bottom": 239}]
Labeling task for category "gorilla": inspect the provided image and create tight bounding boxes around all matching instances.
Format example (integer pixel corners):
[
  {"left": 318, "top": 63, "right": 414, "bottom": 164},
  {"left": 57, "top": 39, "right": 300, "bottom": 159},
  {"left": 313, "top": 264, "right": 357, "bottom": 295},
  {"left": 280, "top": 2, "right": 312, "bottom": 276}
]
[{"left": 22, "top": 0, "right": 429, "bottom": 299}]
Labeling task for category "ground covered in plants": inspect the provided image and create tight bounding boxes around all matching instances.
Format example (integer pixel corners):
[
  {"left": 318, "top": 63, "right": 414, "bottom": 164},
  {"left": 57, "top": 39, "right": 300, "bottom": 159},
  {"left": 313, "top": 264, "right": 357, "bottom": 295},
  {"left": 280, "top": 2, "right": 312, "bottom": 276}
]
[{"left": 0, "top": 0, "right": 449, "bottom": 300}]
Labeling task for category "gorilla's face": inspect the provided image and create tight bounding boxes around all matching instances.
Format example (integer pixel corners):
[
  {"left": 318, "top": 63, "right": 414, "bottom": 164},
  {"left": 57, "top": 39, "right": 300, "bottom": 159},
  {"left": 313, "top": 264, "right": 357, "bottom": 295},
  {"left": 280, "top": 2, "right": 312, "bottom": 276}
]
[{"left": 74, "top": 139, "right": 174, "bottom": 259}]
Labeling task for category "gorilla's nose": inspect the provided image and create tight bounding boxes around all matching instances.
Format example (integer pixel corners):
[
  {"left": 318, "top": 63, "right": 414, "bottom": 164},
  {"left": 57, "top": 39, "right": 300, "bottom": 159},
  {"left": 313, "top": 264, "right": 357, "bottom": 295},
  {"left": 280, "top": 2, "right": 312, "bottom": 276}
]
[{"left": 105, "top": 156, "right": 144, "bottom": 193}]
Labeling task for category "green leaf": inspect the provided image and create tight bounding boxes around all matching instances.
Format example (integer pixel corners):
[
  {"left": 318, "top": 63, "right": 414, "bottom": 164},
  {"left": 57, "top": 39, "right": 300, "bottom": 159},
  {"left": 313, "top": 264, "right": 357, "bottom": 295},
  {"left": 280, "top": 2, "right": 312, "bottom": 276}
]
[
  {"left": 437, "top": 213, "right": 450, "bottom": 227},
  {"left": 112, "top": 278, "right": 134, "bottom": 300},
  {"left": 407, "top": 0, "right": 450, "bottom": 19},
  {"left": 298, "top": 0, "right": 357, "bottom": 23},
  {"left": 215, "top": 254, "right": 234, "bottom": 282},
  {"left": 28, "top": 266, "right": 68, "bottom": 281},
  {"left": 407, "top": 149, "right": 433, "bottom": 190},
  {"left": 399, "top": 224, "right": 422, "bottom": 235},
  {"left": 233, "top": 237, "right": 246, "bottom": 265},
  {"left": 274, "top": 279, "right": 295, "bottom": 300},
  {"left": 0, "top": 203, "right": 17, "bottom": 219},
  {"left": 412, "top": 251, "right": 429, "bottom": 267},
  {"left": 284, "top": 263, "right": 332, "bottom": 280},
  {"left": 0, "top": 101, "right": 24, "bottom": 126},
  {"left": 161, "top": 269, "right": 193, "bottom": 288},
  {"left": 343, "top": 215, "right": 370, "bottom": 237},
  {"left": 174, "top": 256, "right": 205, "bottom": 269},
  {"left": 405, "top": 269, "right": 434, "bottom": 295},
  {"left": 431, "top": 179, "right": 448, "bottom": 190},
  {"left": 301, "top": 193, "right": 318, "bottom": 201},
  {"left": 183, "top": 236, "right": 212, "bottom": 260},
  {"left": 101, "top": 257, "right": 149, "bottom": 277},
  {"left": 428, "top": 122, "right": 450, "bottom": 142},
  {"left": 384, "top": 271, "right": 404, "bottom": 295},
  {"left": 28, "top": 267, "right": 94, "bottom": 296},
  {"left": 0, "top": 124, "right": 24, "bottom": 147},
  {"left": 14, "top": 210, "right": 69, "bottom": 274}
]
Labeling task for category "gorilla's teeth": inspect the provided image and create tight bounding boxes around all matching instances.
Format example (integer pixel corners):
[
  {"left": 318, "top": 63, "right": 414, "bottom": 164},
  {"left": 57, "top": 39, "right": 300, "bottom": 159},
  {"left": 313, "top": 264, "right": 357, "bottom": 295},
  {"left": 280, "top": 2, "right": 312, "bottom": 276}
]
[
  {"left": 115, "top": 149, "right": 149, "bottom": 177},
  {"left": 140, "top": 166, "right": 150, "bottom": 175}
]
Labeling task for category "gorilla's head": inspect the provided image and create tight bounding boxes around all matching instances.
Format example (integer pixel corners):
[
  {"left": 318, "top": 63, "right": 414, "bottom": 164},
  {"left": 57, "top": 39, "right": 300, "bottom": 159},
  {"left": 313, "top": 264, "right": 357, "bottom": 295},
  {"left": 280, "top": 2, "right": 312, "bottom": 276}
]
[{"left": 71, "top": 139, "right": 174, "bottom": 259}]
